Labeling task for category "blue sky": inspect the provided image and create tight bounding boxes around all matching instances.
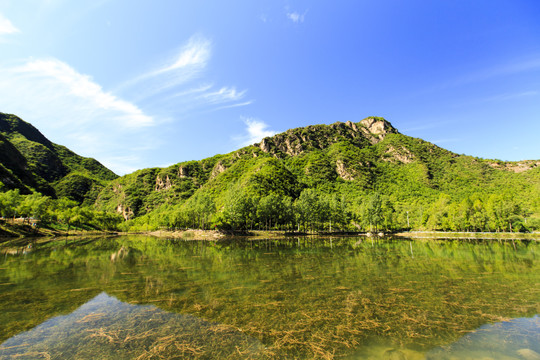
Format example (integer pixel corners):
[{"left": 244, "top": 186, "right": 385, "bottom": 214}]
[{"left": 0, "top": 1, "right": 539, "bottom": 174}]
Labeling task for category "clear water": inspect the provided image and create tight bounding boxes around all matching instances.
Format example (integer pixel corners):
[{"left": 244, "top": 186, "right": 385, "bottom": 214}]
[{"left": 0, "top": 236, "right": 538, "bottom": 359}]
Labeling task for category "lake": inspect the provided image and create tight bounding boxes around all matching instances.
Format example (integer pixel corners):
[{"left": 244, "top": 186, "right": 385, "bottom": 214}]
[{"left": 0, "top": 236, "right": 538, "bottom": 359}]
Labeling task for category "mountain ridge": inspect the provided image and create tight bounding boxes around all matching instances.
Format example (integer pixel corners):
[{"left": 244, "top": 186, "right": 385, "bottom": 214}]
[
  {"left": 0, "top": 112, "right": 118, "bottom": 203},
  {"left": 93, "top": 116, "right": 539, "bottom": 231},
  {"left": 255, "top": 117, "right": 399, "bottom": 157},
  {"left": 0, "top": 112, "right": 538, "bottom": 232}
]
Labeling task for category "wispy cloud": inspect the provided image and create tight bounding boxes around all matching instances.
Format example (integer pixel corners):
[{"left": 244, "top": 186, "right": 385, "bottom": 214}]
[
  {"left": 213, "top": 101, "right": 254, "bottom": 111},
  {"left": 199, "top": 86, "right": 246, "bottom": 104},
  {"left": 286, "top": 9, "right": 307, "bottom": 23},
  {"left": 444, "top": 57, "right": 540, "bottom": 89},
  {"left": 0, "top": 32, "right": 253, "bottom": 174},
  {"left": 158, "top": 35, "right": 211, "bottom": 73},
  {"left": 0, "top": 57, "right": 156, "bottom": 175},
  {"left": 117, "top": 34, "right": 251, "bottom": 113},
  {"left": 449, "top": 90, "right": 539, "bottom": 109},
  {"left": 235, "top": 117, "right": 277, "bottom": 147},
  {"left": 0, "top": 13, "right": 19, "bottom": 35},
  {"left": 123, "top": 34, "right": 212, "bottom": 94},
  {"left": 13, "top": 58, "right": 153, "bottom": 127},
  {"left": 480, "top": 90, "right": 538, "bottom": 103},
  {"left": 165, "top": 84, "right": 214, "bottom": 100}
]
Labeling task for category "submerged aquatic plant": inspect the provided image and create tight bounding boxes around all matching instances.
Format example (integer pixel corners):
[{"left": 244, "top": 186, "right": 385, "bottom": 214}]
[{"left": 0, "top": 236, "right": 539, "bottom": 359}]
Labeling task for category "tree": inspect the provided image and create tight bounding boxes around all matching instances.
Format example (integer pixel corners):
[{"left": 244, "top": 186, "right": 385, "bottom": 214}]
[
  {"left": 294, "top": 189, "right": 319, "bottom": 232},
  {"left": 364, "top": 193, "right": 383, "bottom": 231},
  {"left": 17, "top": 193, "right": 50, "bottom": 221},
  {"left": 222, "top": 186, "right": 255, "bottom": 230},
  {"left": 192, "top": 193, "right": 215, "bottom": 230},
  {"left": 0, "top": 189, "right": 21, "bottom": 218},
  {"left": 381, "top": 196, "right": 396, "bottom": 231}
]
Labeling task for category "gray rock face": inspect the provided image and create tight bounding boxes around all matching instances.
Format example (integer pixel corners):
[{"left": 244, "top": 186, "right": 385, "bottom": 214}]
[{"left": 255, "top": 117, "right": 399, "bottom": 156}]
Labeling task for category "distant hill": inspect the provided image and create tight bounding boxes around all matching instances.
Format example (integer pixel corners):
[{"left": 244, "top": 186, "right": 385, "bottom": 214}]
[
  {"left": 94, "top": 117, "right": 539, "bottom": 230},
  {"left": 0, "top": 112, "right": 117, "bottom": 204}
]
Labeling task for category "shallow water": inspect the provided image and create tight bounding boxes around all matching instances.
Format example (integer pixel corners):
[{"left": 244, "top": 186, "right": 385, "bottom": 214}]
[{"left": 0, "top": 236, "right": 538, "bottom": 359}]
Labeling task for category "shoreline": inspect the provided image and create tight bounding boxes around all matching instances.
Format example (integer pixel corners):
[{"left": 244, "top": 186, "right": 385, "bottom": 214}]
[
  {"left": 140, "top": 229, "right": 540, "bottom": 241},
  {"left": 395, "top": 231, "right": 540, "bottom": 240},
  {"left": 2, "top": 225, "right": 539, "bottom": 242}
]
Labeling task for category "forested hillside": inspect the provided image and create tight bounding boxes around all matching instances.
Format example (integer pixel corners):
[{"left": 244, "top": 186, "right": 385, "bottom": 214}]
[
  {"left": 94, "top": 117, "right": 540, "bottom": 232},
  {"left": 0, "top": 113, "right": 117, "bottom": 204},
  {"left": 0, "top": 113, "right": 122, "bottom": 235},
  {"left": 1, "top": 113, "right": 538, "bottom": 234}
]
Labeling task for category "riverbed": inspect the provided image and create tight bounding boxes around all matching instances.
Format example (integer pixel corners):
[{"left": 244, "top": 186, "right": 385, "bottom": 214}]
[{"left": 1, "top": 236, "right": 538, "bottom": 359}]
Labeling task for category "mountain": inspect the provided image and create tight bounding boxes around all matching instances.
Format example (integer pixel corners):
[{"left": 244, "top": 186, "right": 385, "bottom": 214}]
[
  {"left": 94, "top": 117, "right": 540, "bottom": 229},
  {"left": 0, "top": 112, "right": 118, "bottom": 204},
  {"left": 1, "top": 112, "right": 538, "bottom": 231}
]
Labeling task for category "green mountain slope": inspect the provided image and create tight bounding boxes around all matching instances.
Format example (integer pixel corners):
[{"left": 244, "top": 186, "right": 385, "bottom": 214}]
[
  {"left": 1, "top": 112, "right": 537, "bottom": 232},
  {"left": 0, "top": 132, "right": 50, "bottom": 195},
  {"left": 0, "top": 112, "right": 118, "bottom": 204},
  {"left": 94, "top": 117, "right": 539, "bottom": 231}
]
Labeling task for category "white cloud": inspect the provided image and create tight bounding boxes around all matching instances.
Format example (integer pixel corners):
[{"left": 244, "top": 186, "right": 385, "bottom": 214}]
[
  {"left": 118, "top": 34, "right": 252, "bottom": 115},
  {"left": 118, "top": 35, "right": 213, "bottom": 100},
  {"left": 0, "top": 57, "right": 156, "bottom": 175},
  {"left": 166, "top": 84, "right": 214, "bottom": 99},
  {"left": 200, "top": 86, "right": 246, "bottom": 104},
  {"left": 213, "top": 100, "right": 254, "bottom": 111},
  {"left": 160, "top": 35, "right": 211, "bottom": 73},
  {"left": 235, "top": 117, "right": 277, "bottom": 147},
  {"left": 12, "top": 58, "right": 153, "bottom": 127},
  {"left": 286, "top": 10, "right": 307, "bottom": 23},
  {"left": 0, "top": 13, "right": 19, "bottom": 35},
  {"left": 150, "top": 84, "right": 252, "bottom": 116}
]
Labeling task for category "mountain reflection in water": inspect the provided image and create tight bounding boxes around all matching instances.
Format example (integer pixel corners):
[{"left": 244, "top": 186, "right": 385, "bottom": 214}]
[
  {"left": 0, "top": 236, "right": 539, "bottom": 359},
  {"left": 0, "top": 292, "right": 265, "bottom": 360}
]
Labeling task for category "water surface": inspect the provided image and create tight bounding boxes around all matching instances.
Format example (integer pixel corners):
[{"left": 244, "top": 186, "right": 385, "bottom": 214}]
[{"left": 0, "top": 236, "right": 538, "bottom": 359}]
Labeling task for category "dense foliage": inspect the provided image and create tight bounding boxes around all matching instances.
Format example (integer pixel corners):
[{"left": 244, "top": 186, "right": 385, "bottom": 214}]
[
  {"left": 1, "top": 113, "right": 539, "bottom": 234},
  {"left": 0, "top": 112, "right": 117, "bottom": 203},
  {"left": 98, "top": 118, "right": 539, "bottom": 233},
  {"left": 0, "top": 189, "right": 122, "bottom": 231}
]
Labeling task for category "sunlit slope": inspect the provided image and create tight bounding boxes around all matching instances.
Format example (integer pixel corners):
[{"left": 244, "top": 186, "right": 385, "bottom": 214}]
[{"left": 95, "top": 117, "right": 539, "bottom": 221}]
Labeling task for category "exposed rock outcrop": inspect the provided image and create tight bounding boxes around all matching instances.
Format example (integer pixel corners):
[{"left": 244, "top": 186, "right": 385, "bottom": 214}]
[
  {"left": 178, "top": 166, "right": 189, "bottom": 178},
  {"left": 210, "top": 161, "right": 227, "bottom": 179},
  {"left": 155, "top": 175, "right": 172, "bottom": 191},
  {"left": 384, "top": 145, "right": 414, "bottom": 164},
  {"left": 336, "top": 160, "right": 355, "bottom": 181},
  {"left": 255, "top": 117, "right": 399, "bottom": 157},
  {"left": 487, "top": 160, "right": 540, "bottom": 173},
  {"left": 112, "top": 183, "right": 123, "bottom": 194},
  {"left": 359, "top": 117, "right": 399, "bottom": 144},
  {"left": 116, "top": 204, "right": 134, "bottom": 221}
]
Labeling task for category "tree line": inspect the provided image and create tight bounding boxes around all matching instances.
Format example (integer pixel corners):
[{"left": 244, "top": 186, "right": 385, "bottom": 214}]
[
  {"left": 127, "top": 187, "right": 538, "bottom": 233},
  {"left": 2, "top": 186, "right": 537, "bottom": 234},
  {"left": 0, "top": 189, "right": 122, "bottom": 231}
]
